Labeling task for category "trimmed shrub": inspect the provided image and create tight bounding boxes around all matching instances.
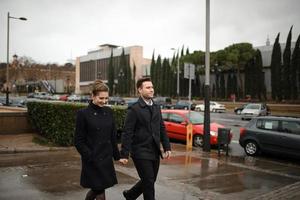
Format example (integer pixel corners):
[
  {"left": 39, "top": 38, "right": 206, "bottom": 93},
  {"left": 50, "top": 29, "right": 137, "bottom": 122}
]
[{"left": 27, "top": 101, "right": 127, "bottom": 146}]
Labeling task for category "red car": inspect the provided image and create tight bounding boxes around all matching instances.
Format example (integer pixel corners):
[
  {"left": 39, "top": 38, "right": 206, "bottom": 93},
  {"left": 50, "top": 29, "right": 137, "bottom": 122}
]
[{"left": 161, "top": 109, "right": 232, "bottom": 147}]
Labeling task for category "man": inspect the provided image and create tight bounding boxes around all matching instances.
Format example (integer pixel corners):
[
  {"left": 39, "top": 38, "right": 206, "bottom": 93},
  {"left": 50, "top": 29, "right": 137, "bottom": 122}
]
[{"left": 120, "top": 77, "right": 171, "bottom": 200}]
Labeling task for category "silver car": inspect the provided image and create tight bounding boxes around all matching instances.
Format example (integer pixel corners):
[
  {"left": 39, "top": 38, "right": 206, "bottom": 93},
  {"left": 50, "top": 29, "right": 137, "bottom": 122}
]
[{"left": 241, "top": 103, "right": 269, "bottom": 120}]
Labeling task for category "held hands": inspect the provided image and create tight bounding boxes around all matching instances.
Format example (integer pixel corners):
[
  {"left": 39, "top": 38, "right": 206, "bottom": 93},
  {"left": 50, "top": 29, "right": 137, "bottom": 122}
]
[
  {"left": 164, "top": 151, "right": 172, "bottom": 159},
  {"left": 119, "top": 158, "right": 128, "bottom": 165}
]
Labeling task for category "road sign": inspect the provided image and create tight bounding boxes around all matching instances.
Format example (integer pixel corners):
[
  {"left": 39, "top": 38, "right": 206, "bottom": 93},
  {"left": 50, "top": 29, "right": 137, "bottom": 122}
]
[{"left": 184, "top": 63, "right": 195, "bottom": 80}]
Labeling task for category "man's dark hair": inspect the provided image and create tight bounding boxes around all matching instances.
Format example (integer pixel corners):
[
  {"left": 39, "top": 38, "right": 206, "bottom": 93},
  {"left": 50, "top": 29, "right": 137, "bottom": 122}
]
[{"left": 136, "top": 77, "right": 152, "bottom": 89}]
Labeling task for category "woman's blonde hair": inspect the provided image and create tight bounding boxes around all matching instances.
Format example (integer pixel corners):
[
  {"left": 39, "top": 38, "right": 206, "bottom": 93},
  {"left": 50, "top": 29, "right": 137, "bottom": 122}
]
[{"left": 91, "top": 79, "right": 109, "bottom": 96}]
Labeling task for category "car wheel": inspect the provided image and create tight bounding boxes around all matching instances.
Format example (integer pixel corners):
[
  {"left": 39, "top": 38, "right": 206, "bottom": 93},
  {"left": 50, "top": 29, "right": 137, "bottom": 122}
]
[
  {"left": 244, "top": 140, "right": 259, "bottom": 156},
  {"left": 193, "top": 135, "right": 204, "bottom": 147},
  {"left": 237, "top": 110, "right": 241, "bottom": 115}
]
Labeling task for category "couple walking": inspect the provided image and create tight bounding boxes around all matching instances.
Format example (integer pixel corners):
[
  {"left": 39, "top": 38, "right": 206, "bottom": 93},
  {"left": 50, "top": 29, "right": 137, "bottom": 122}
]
[{"left": 74, "top": 77, "right": 172, "bottom": 200}]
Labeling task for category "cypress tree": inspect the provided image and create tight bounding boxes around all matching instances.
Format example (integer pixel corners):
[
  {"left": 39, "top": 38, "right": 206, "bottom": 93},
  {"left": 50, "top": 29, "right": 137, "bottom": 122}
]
[
  {"left": 186, "top": 47, "right": 190, "bottom": 55},
  {"left": 155, "top": 55, "right": 162, "bottom": 95},
  {"left": 212, "top": 83, "right": 216, "bottom": 98},
  {"left": 270, "top": 33, "right": 282, "bottom": 101},
  {"left": 226, "top": 73, "right": 232, "bottom": 98},
  {"left": 291, "top": 34, "right": 300, "bottom": 100},
  {"left": 220, "top": 72, "right": 225, "bottom": 99},
  {"left": 181, "top": 45, "right": 185, "bottom": 57},
  {"left": 150, "top": 50, "right": 155, "bottom": 79},
  {"left": 282, "top": 26, "right": 293, "bottom": 100},
  {"left": 255, "top": 49, "right": 264, "bottom": 100},
  {"left": 133, "top": 63, "right": 136, "bottom": 96},
  {"left": 244, "top": 60, "right": 249, "bottom": 96},
  {"left": 118, "top": 48, "right": 126, "bottom": 96},
  {"left": 125, "top": 55, "right": 132, "bottom": 96},
  {"left": 161, "top": 58, "right": 168, "bottom": 95},
  {"left": 107, "top": 50, "right": 114, "bottom": 95},
  {"left": 232, "top": 73, "right": 238, "bottom": 98}
]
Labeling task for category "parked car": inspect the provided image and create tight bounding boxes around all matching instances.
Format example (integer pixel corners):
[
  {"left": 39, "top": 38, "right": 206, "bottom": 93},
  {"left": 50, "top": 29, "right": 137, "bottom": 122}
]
[
  {"left": 59, "top": 95, "right": 69, "bottom": 101},
  {"left": 234, "top": 104, "right": 249, "bottom": 115},
  {"left": 195, "top": 101, "right": 226, "bottom": 113},
  {"left": 172, "top": 100, "right": 196, "bottom": 110},
  {"left": 68, "top": 94, "right": 81, "bottom": 102},
  {"left": 80, "top": 95, "right": 91, "bottom": 103},
  {"left": 153, "top": 96, "right": 172, "bottom": 109},
  {"left": 108, "top": 96, "right": 125, "bottom": 105},
  {"left": 126, "top": 98, "right": 139, "bottom": 107},
  {"left": 161, "top": 109, "right": 232, "bottom": 147},
  {"left": 239, "top": 116, "right": 300, "bottom": 158},
  {"left": 241, "top": 103, "right": 270, "bottom": 120},
  {"left": 50, "top": 94, "right": 61, "bottom": 101}
]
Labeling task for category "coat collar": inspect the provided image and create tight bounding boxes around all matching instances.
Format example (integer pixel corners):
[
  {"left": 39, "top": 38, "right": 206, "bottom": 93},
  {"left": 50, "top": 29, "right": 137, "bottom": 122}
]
[
  {"left": 138, "top": 96, "right": 156, "bottom": 108},
  {"left": 88, "top": 102, "right": 103, "bottom": 111}
]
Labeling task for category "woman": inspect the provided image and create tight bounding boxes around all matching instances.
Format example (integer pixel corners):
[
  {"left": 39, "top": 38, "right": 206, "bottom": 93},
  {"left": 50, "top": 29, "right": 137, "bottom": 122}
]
[{"left": 74, "top": 80, "right": 120, "bottom": 200}]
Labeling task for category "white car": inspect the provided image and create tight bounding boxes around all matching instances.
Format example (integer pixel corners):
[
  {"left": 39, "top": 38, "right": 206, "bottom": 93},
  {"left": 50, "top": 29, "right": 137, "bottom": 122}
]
[
  {"left": 67, "top": 94, "right": 81, "bottom": 102},
  {"left": 195, "top": 101, "right": 226, "bottom": 113}
]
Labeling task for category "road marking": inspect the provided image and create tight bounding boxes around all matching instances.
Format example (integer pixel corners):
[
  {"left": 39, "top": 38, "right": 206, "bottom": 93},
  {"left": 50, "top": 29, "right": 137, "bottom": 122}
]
[{"left": 231, "top": 140, "right": 239, "bottom": 144}]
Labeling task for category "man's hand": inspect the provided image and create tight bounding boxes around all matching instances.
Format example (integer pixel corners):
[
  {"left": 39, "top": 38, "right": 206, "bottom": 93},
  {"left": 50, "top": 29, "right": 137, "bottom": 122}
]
[
  {"left": 119, "top": 158, "right": 128, "bottom": 165},
  {"left": 164, "top": 151, "right": 172, "bottom": 159}
]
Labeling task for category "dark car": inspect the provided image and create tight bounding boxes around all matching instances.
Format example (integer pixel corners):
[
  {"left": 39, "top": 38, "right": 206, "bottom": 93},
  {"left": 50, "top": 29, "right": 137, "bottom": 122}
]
[
  {"left": 125, "top": 98, "right": 138, "bottom": 107},
  {"left": 108, "top": 96, "right": 125, "bottom": 105},
  {"left": 239, "top": 116, "right": 300, "bottom": 158},
  {"left": 80, "top": 95, "right": 91, "bottom": 103},
  {"left": 172, "top": 100, "right": 196, "bottom": 110},
  {"left": 153, "top": 97, "right": 172, "bottom": 109}
]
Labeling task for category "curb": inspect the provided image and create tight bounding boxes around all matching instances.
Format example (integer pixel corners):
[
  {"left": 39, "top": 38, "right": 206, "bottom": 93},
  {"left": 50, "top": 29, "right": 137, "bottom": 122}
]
[{"left": 0, "top": 146, "right": 75, "bottom": 154}]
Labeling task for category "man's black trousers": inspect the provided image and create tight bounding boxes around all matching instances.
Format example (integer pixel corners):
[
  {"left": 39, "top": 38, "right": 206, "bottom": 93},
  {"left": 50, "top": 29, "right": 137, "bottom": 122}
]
[{"left": 126, "top": 158, "right": 160, "bottom": 200}]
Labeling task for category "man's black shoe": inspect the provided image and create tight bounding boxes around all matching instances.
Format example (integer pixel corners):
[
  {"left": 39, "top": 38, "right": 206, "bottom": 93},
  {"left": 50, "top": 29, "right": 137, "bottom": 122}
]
[{"left": 123, "top": 190, "right": 133, "bottom": 200}]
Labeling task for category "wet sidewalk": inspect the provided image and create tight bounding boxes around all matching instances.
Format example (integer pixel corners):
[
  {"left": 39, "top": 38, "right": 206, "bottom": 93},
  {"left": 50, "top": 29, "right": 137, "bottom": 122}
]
[{"left": 1, "top": 134, "right": 300, "bottom": 200}]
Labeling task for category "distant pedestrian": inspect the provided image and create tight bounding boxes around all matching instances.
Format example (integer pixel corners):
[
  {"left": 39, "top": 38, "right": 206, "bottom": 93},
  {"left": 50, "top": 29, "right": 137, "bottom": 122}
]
[
  {"left": 74, "top": 79, "right": 120, "bottom": 200},
  {"left": 119, "top": 77, "right": 171, "bottom": 200}
]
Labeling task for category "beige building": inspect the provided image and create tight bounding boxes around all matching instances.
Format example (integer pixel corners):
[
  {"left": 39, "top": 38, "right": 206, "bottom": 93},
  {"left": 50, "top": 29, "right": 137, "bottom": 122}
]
[{"left": 75, "top": 44, "right": 151, "bottom": 94}]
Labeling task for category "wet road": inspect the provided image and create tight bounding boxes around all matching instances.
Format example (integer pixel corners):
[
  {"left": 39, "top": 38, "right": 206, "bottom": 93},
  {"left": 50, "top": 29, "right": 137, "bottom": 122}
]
[{"left": 1, "top": 145, "right": 300, "bottom": 200}]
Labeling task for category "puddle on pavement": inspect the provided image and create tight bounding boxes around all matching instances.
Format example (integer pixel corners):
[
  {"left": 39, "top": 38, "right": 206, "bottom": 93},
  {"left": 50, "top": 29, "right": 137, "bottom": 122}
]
[{"left": 160, "top": 154, "right": 298, "bottom": 196}]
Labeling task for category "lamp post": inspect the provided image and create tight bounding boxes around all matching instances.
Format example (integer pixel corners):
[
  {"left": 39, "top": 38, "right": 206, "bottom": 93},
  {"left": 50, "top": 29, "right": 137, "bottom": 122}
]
[
  {"left": 5, "top": 12, "right": 27, "bottom": 105},
  {"left": 171, "top": 48, "right": 180, "bottom": 101},
  {"left": 203, "top": 0, "right": 211, "bottom": 152}
]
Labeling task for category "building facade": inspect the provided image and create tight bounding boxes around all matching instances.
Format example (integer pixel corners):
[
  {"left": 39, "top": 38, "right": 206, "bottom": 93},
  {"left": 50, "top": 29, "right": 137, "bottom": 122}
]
[{"left": 76, "top": 44, "right": 151, "bottom": 94}]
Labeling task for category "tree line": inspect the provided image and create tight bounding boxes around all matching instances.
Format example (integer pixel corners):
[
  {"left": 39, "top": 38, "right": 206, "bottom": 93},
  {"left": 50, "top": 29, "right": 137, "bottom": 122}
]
[
  {"left": 106, "top": 27, "right": 300, "bottom": 101},
  {"left": 271, "top": 26, "right": 300, "bottom": 101}
]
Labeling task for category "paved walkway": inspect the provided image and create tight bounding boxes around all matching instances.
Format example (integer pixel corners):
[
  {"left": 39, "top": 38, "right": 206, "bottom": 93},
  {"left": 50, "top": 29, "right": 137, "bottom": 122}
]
[
  {"left": 0, "top": 133, "right": 72, "bottom": 154},
  {"left": 1, "top": 133, "right": 300, "bottom": 200}
]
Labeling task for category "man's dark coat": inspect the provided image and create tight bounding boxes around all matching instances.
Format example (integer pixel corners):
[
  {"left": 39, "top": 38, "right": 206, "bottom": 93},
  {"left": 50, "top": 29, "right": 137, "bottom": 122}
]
[
  {"left": 74, "top": 103, "right": 120, "bottom": 190},
  {"left": 121, "top": 97, "right": 171, "bottom": 159}
]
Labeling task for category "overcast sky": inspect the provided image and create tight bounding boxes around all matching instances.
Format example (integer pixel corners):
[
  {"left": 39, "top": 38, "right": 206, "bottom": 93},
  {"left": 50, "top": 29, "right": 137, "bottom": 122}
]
[{"left": 0, "top": 0, "right": 300, "bottom": 64}]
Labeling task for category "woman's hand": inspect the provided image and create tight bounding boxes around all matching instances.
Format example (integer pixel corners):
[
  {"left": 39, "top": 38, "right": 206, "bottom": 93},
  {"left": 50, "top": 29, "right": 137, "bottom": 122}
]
[{"left": 164, "top": 151, "right": 172, "bottom": 159}]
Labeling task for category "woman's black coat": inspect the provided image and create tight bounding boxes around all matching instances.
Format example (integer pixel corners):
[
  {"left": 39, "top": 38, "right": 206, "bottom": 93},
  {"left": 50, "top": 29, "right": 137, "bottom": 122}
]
[{"left": 74, "top": 103, "right": 120, "bottom": 190}]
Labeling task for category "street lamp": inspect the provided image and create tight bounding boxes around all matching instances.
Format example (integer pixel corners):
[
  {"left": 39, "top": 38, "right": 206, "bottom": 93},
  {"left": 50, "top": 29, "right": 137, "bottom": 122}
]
[
  {"left": 5, "top": 12, "right": 27, "bottom": 106},
  {"left": 171, "top": 48, "right": 180, "bottom": 101}
]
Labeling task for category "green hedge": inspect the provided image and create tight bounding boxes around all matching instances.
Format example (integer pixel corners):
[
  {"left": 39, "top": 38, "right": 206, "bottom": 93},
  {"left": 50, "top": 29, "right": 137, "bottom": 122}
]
[{"left": 27, "top": 101, "right": 127, "bottom": 146}]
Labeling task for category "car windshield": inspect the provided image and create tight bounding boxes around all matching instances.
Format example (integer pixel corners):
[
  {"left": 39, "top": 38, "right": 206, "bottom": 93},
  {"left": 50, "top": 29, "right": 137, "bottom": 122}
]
[
  {"left": 245, "top": 104, "right": 260, "bottom": 109},
  {"left": 185, "top": 111, "right": 204, "bottom": 124}
]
